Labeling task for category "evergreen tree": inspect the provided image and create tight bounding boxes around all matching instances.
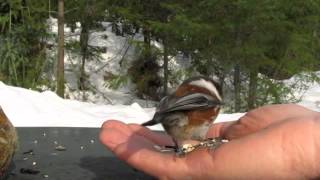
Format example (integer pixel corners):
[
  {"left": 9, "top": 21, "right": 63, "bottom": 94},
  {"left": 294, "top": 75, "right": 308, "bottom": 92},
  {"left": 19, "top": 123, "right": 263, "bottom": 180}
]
[
  {"left": 106, "top": 0, "right": 175, "bottom": 99},
  {"left": 0, "top": 0, "right": 50, "bottom": 89},
  {"left": 170, "top": 0, "right": 320, "bottom": 111},
  {"left": 63, "top": 0, "right": 108, "bottom": 91}
]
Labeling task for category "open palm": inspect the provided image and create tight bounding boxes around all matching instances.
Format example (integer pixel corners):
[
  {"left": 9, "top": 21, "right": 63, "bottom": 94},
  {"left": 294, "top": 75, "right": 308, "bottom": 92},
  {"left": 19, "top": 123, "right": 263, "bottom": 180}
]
[{"left": 100, "top": 104, "right": 320, "bottom": 179}]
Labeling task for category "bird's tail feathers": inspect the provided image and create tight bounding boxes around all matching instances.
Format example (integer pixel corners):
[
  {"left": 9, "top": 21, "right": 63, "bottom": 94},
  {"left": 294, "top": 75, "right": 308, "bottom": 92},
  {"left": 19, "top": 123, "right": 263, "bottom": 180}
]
[
  {"left": 141, "top": 119, "right": 158, "bottom": 126},
  {"left": 142, "top": 113, "right": 162, "bottom": 126}
]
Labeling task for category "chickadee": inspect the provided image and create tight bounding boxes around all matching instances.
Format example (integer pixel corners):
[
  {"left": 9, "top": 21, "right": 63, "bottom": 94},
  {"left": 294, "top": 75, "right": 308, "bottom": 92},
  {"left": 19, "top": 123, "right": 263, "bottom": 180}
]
[{"left": 142, "top": 76, "right": 223, "bottom": 152}]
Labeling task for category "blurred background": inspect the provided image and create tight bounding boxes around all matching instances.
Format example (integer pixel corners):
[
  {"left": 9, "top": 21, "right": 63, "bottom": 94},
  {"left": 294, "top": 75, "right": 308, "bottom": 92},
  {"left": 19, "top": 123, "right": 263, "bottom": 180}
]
[{"left": 1, "top": 0, "right": 320, "bottom": 113}]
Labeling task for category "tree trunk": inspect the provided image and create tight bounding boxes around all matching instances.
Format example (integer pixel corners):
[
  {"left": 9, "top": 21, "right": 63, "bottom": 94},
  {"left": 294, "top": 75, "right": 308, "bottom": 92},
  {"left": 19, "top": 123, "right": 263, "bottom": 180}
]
[
  {"left": 233, "top": 27, "right": 242, "bottom": 112},
  {"left": 79, "top": 21, "right": 89, "bottom": 91},
  {"left": 163, "top": 39, "right": 169, "bottom": 96},
  {"left": 56, "top": 0, "right": 64, "bottom": 98},
  {"left": 234, "top": 64, "right": 241, "bottom": 112},
  {"left": 248, "top": 70, "right": 258, "bottom": 110},
  {"left": 143, "top": 26, "right": 151, "bottom": 58}
]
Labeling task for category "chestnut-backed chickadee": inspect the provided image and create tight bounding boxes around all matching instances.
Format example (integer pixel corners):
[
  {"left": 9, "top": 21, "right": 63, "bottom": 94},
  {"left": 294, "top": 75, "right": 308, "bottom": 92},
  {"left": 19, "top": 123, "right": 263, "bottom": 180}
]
[{"left": 142, "top": 76, "right": 223, "bottom": 152}]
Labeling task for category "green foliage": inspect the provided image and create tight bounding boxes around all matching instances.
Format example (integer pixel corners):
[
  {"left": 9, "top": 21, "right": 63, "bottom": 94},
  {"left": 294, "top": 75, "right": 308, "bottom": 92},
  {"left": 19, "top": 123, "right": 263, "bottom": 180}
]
[
  {"left": 63, "top": 0, "right": 107, "bottom": 29},
  {"left": 65, "top": 40, "right": 104, "bottom": 62},
  {"left": 52, "top": 0, "right": 109, "bottom": 91},
  {"left": 104, "top": 0, "right": 320, "bottom": 108},
  {"left": 127, "top": 46, "right": 162, "bottom": 100},
  {"left": 107, "top": 0, "right": 181, "bottom": 97},
  {"left": 104, "top": 74, "right": 129, "bottom": 90},
  {"left": 0, "top": 0, "right": 49, "bottom": 89},
  {"left": 0, "top": 39, "right": 22, "bottom": 85},
  {"left": 164, "top": 0, "right": 320, "bottom": 111},
  {"left": 257, "top": 72, "right": 319, "bottom": 105},
  {"left": 1, "top": 0, "right": 320, "bottom": 111}
]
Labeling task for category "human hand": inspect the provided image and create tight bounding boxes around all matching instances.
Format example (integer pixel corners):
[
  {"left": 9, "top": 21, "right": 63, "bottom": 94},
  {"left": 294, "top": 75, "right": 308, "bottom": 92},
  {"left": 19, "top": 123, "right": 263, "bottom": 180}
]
[{"left": 100, "top": 104, "right": 320, "bottom": 179}]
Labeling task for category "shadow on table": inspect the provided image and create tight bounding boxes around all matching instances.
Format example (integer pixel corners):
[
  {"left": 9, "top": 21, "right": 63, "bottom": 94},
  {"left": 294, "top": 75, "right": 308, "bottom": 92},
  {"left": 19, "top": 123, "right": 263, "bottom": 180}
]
[
  {"left": 79, "top": 156, "right": 155, "bottom": 180},
  {"left": 4, "top": 127, "right": 155, "bottom": 180}
]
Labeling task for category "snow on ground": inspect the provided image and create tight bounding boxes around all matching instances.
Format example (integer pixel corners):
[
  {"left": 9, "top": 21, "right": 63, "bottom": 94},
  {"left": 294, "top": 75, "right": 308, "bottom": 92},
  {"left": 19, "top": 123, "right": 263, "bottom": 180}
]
[
  {"left": 0, "top": 82, "right": 160, "bottom": 129},
  {"left": 0, "top": 79, "right": 320, "bottom": 130},
  {"left": 297, "top": 83, "right": 320, "bottom": 111},
  {"left": 0, "top": 81, "right": 243, "bottom": 130}
]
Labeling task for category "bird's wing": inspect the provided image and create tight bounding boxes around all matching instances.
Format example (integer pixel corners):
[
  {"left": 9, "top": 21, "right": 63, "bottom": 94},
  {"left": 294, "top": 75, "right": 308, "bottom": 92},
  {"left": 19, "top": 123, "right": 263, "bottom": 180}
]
[
  {"left": 159, "top": 93, "right": 222, "bottom": 113},
  {"left": 142, "top": 93, "right": 222, "bottom": 126}
]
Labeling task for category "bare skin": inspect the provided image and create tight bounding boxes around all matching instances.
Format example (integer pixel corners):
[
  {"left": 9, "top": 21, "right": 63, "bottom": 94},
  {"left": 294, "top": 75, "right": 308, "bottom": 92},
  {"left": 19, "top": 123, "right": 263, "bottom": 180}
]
[{"left": 99, "top": 104, "right": 320, "bottom": 179}]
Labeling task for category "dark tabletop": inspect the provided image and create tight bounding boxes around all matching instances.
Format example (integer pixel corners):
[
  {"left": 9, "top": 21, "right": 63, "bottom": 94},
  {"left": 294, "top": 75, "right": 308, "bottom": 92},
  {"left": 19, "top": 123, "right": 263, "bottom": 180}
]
[{"left": 5, "top": 127, "right": 155, "bottom": 180}]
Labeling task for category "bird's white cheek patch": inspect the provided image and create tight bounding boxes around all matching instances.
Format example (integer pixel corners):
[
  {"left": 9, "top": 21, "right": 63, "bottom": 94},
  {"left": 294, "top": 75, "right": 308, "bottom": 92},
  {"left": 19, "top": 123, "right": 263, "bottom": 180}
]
[{"left": 189, "top": 79, "right": 222, "bottom": 101}]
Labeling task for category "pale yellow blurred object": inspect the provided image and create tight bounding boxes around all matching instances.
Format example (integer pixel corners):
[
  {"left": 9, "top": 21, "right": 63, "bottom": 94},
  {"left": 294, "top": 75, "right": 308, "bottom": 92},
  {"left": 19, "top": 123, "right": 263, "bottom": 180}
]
[{"left": 0, "top": 107, "right": 17, "bottom": 177}]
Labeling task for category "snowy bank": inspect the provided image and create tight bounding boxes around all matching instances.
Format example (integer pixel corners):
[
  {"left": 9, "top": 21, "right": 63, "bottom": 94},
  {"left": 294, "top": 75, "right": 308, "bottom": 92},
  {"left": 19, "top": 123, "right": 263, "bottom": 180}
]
[
  {"left": 0, "top": 80, "right": 319, "bottom": 130},
  {"left": 0, "top": 82, "right": 243, "bottom": 130}
]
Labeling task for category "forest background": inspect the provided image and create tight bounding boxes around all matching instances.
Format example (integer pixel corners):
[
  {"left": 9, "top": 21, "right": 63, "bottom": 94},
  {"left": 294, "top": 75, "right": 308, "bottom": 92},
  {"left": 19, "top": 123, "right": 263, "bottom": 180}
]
[{"left": 1, "top": 0, "right": 320, "bottom": 112}]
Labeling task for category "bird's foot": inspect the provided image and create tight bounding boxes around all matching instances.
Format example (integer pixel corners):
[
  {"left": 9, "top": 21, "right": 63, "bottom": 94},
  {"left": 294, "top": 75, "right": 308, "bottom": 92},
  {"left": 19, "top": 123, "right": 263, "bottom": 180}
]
[
  {"left": 153, "top": 145, "right": 187, "bottom": 156},
  {"left": 178, "top": 137, "right": 228, "bottom": 155},
  {"left": 201, "top": 137, "right": 229, "bottom": 150},
  {"left": 153, "top": 137, "right": 228, "bottom": 156}
]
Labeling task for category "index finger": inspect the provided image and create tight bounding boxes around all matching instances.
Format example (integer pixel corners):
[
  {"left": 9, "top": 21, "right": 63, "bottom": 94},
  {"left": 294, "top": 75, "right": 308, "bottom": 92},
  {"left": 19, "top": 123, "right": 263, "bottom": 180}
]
[
  {"left": 206, "top": 121, "right": 236, "bottom": 138},
  {"left": 211, "top": 104, "right": 318, "bottom": 140}
]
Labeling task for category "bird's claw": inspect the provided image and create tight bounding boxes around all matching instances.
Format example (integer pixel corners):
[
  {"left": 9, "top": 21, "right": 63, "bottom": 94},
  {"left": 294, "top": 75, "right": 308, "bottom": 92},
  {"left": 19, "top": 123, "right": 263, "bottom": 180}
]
[
  {"left": 178, "top": 137, "right": 228, "bottom": 155},
  {"left": 154, "top": 137, "right": 229, "bottom": 156},
  {"left": 204, "top": 137, "right": 228, "bottom": 149}
]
